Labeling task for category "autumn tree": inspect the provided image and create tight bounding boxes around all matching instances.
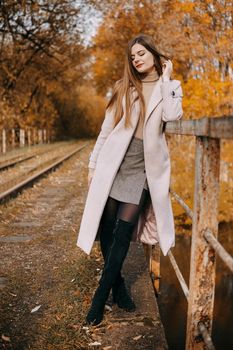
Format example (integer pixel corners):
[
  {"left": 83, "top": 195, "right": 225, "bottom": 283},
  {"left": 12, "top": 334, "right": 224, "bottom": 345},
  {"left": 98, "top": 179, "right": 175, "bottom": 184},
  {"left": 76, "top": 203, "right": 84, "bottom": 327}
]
[
  {"left": 0, "top": 0, "right": 106, "bottom": 137},
  {"left": 90, "top": 0, "right": 233, "bottom": 118}
]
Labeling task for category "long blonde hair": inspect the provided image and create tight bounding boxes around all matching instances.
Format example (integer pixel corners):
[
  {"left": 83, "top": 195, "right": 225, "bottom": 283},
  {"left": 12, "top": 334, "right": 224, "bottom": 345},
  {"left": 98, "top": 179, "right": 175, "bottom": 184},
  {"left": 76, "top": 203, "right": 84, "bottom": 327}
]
[{"left": 107, "top": 34, "right": 170, "bottom": 128}]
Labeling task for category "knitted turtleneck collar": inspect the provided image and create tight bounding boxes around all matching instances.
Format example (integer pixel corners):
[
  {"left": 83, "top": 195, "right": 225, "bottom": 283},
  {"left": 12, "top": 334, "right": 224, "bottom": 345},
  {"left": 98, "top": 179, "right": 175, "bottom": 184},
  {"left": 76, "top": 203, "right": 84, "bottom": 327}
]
[{"left": 140, "top": 69, "right": 160, "bottom": 83}]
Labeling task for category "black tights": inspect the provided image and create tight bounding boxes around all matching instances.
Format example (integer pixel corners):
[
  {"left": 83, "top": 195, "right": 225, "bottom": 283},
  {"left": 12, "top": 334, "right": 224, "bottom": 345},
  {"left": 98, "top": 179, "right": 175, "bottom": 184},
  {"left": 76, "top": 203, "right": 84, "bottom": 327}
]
[
  {"left": 102, "top": 189, "right": 149, "bottom": 228},
  {"left": 99, "top": 189, "right": 149, "bottom": 289}
]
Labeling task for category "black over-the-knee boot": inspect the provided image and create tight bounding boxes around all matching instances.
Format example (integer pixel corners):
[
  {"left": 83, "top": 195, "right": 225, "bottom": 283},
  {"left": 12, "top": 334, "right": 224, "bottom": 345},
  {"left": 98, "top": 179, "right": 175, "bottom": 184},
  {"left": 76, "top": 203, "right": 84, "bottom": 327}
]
[
  {"left": 99, "top": 218, "right": 136, "bottom": 312},
  {"left": 86, "top": 219, "right": 135, "bottom": 325},
  {"left": 99, "top": 218, "right": 115, "bottom": 260}
]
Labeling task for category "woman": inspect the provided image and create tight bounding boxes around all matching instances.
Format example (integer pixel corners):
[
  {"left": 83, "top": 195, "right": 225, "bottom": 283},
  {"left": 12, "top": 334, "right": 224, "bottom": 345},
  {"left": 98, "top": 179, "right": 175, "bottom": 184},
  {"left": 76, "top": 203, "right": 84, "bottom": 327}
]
[{"left": 77, "top": 34, "right": 183, "bottom": 325}]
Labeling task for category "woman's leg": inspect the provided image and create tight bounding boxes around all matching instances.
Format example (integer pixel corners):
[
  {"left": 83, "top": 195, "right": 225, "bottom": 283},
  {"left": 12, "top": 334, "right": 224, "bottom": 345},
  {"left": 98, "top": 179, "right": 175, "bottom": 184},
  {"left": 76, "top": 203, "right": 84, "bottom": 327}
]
[
  {"left": 99, "top": 197, "right": 119, "bottom": 259},
  {"left": 86, "top": 189, "right": 149, "bottom": 325},
  {"left": 100, "top": 188, "right": 149, "bottom": 257},
  {"left": 116, "top": 189, "right": 149, "bottom": 224},
  {"left": 110, "top": 189, "right": 149, "bottom": 310},
  {"left": 100, "top": 197, "right": 133, "bottom": 310}
]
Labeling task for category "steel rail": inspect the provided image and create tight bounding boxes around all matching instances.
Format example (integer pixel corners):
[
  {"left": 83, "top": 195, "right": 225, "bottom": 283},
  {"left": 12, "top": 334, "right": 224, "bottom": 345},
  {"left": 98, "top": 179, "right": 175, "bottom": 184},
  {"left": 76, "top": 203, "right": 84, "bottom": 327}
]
[
  {"left": 204, "top": 228, "right": 233, "bottom": 273},
  {"left": 170, "top": 189, "right": 193, "bottom": 218},
  {"left": 0, "top": 142, "right": 77, "bottom": 171},
  {"left": 198, "top": 322, "right": 216, "bottom": 350},
  {"left": 0, "top": 144, "right": 87, "bottom": 202},
  {"left": 0, "top": 154, "right": 36, "bottom": 170},
  {"left": 167, "top": 250, "right": 189, "bottom": 300}
]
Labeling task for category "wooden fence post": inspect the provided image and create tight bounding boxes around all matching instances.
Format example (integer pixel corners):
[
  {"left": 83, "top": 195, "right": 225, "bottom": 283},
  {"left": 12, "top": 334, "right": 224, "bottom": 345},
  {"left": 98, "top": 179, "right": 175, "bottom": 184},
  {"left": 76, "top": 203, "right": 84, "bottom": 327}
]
[
  {"left": 27, "top": 129, "right": 31, "bottom": 146},
  {"left": 185, "top": 136, "right": 220, "bottom": 349},
  {"left": 33, "top": 128, "right": 37, "bottom": 144},
  {"left": 20, "top": 129, "right": 25, "bottom": 147},
  {"left": 11, "top": 129, "right": 15, "bottom": 148},
  {"left": 43, "top": 129, "right": 46, "bottom": 143},
  {"left": 38, "top": 129, "right": 43, "bottom": 144},
  {"left": 143, "top": 243, "right": 161, "bottom": 295},
  {"left": 2, "top": 129, "right": 6, "bottom": 153},
  {"left": 47, "top": 129, "right": 50, "bottom": 143},
  {"left": 151, "top": 244, "right": 161, "bottom": 294}
]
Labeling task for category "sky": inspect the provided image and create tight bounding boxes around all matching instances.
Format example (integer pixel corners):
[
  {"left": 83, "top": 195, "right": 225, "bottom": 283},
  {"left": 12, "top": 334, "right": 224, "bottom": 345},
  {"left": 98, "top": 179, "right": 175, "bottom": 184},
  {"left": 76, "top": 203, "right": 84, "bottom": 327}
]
[{"left": 76, "top": 1, "right": 102, "bottom": 46}]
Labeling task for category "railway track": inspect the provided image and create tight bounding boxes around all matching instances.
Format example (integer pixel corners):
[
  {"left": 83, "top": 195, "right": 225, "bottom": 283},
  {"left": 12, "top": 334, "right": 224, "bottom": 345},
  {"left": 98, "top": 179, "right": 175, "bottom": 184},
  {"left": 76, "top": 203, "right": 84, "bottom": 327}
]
[
  {"left": 0, "top": 141, "right": 94, "bottom": 349},
  {"left": 0, "top": 154, "right": 37, "bottom": 171},
  {"left": 0, "top": 142, "right": 87, "bottom": 203},
  {"left": 0, "top": 141, "right": 77, "bottom": 171}
]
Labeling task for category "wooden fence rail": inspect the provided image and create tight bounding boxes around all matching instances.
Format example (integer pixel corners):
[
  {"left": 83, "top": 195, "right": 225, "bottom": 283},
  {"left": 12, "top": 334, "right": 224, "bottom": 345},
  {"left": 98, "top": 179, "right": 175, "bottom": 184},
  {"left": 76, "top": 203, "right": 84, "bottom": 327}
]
[{"left": 145, "top": 116, "right": 233, "bottom": 350}]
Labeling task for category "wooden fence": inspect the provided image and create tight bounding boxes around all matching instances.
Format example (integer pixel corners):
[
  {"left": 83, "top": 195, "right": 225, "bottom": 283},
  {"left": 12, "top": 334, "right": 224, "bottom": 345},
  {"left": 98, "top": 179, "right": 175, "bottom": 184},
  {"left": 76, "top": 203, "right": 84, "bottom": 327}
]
[
  {"left": 145, "top": 116, "right": 233, "bottom": 350},
  {"left": 0, "top": 128, "right": 51, "bottom": 153}
]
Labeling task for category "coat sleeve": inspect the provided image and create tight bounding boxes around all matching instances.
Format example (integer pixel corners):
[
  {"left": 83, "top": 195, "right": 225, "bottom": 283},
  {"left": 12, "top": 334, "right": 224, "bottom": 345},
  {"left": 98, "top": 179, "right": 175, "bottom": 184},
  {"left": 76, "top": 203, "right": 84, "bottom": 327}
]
[
  {"left": 161, "top": 79, "right": 183, "bottom": 121},
  {"left": 88, "top": 108, "right": 115, "bottom": 169}
]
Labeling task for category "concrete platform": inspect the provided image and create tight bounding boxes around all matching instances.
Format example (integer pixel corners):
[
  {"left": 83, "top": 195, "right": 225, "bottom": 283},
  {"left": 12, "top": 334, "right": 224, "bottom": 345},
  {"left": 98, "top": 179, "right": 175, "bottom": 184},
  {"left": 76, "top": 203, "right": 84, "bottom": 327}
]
[{"left": 94, "top": 242, "right": 168, "bottom": 350}]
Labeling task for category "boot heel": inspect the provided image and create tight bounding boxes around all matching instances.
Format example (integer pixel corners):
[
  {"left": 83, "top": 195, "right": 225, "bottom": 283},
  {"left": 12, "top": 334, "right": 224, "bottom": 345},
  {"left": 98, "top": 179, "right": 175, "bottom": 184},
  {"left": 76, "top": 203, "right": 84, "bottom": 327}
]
[{"left": 112, "top": 279, "right": 136, "bottom": 312}]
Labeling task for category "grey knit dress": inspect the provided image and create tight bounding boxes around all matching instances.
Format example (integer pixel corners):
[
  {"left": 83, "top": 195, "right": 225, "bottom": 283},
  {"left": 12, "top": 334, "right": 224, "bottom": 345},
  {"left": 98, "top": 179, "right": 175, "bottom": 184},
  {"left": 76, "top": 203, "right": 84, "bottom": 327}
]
[{"left": 109, "top": 70, "right": 159, "bottom": 205}]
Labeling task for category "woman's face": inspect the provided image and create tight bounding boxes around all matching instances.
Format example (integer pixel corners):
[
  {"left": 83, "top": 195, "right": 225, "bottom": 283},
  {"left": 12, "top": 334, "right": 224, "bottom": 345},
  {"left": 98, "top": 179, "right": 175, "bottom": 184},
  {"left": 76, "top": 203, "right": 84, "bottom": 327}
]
[{"left": 131, "top": 43, "right": 155, "bottom": 74}]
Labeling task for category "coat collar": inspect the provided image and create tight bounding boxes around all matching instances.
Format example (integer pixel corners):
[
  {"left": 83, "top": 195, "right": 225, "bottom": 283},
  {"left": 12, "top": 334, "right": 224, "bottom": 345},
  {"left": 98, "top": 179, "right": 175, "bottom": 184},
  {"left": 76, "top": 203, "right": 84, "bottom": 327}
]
[
  {"left": 144, "top": 75, "right": 163, "bottom": 124},
  {"left": 125, "top": 76, "right": 163, "bottom": 128},
  {"left": 132, "top": 76, "right": 163, "bottom": 126}
]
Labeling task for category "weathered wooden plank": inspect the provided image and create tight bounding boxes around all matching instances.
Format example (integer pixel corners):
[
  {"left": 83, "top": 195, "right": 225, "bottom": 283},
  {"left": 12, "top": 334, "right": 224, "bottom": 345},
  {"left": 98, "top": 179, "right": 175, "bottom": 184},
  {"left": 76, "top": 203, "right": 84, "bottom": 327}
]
[
  {"left": 151, "top": 243, "right": 161, "bottom": 294},
  {"left": 143, "top": 243, "right": 161, "bottom": 295},
  {"left": 165, "top": 116, "right": 233, "bottom": 139},
  {"left": 185, "top": 136, "right": 220, "bottom": 349}
]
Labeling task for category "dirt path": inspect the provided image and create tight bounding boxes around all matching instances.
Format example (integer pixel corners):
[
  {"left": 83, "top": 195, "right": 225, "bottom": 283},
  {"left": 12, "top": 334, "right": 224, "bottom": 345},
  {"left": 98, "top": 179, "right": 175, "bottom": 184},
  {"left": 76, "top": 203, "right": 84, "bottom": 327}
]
[{"left": 0, "top": 140, "right": 103, "bottom": 349}]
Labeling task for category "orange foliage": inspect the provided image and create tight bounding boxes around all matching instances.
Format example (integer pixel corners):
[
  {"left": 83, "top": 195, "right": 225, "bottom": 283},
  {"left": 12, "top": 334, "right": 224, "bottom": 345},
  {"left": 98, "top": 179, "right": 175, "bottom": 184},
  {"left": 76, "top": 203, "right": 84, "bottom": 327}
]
[{"left": 91, "top": 0, "right": 233, "bottom": 119}]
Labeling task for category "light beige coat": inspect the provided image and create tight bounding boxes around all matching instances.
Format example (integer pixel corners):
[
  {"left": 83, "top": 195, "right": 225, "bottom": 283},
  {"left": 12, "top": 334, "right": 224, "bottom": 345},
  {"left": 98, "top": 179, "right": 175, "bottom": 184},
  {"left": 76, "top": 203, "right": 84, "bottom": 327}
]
[{"left": 77, "top": 77, "right": 183, "bottom": 256}]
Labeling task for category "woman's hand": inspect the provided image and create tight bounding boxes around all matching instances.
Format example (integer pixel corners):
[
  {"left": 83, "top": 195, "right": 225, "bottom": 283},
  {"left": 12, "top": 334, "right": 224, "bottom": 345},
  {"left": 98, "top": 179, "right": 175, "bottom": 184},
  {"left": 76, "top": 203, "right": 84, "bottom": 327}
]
[
  {"left": 162, "top": 59, "right": 173, "bottom": 82},
  {"left": 88, "top": 168, "right": 95, "bottom": 187}
]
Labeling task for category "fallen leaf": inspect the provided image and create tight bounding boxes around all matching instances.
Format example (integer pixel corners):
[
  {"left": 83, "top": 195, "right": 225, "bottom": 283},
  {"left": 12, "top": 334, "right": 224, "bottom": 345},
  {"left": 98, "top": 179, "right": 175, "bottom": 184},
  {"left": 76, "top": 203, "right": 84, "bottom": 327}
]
[
  {"left": 73, "top": 290, "right": 81, "bottom": 297},
  {"left": 2, "top": 334, "right": 11, "bottom": 342},
  {"left": 89, "top": 341, "right": 101, "bottom": 346},
  {"left": 72, "top": 324, "right": 80, "bottom": 330},
  {"left": 103, "top": 347, "right": 112, "bottom": 350},
  {"left": 133, "top": 335, "right": 142, "bottom": 341},
  {"left": 31, "top": 305, "right": 41, "bottom": 313},
  {"left": 104, "top": 305, "right": 112, "bottom": 312}
]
